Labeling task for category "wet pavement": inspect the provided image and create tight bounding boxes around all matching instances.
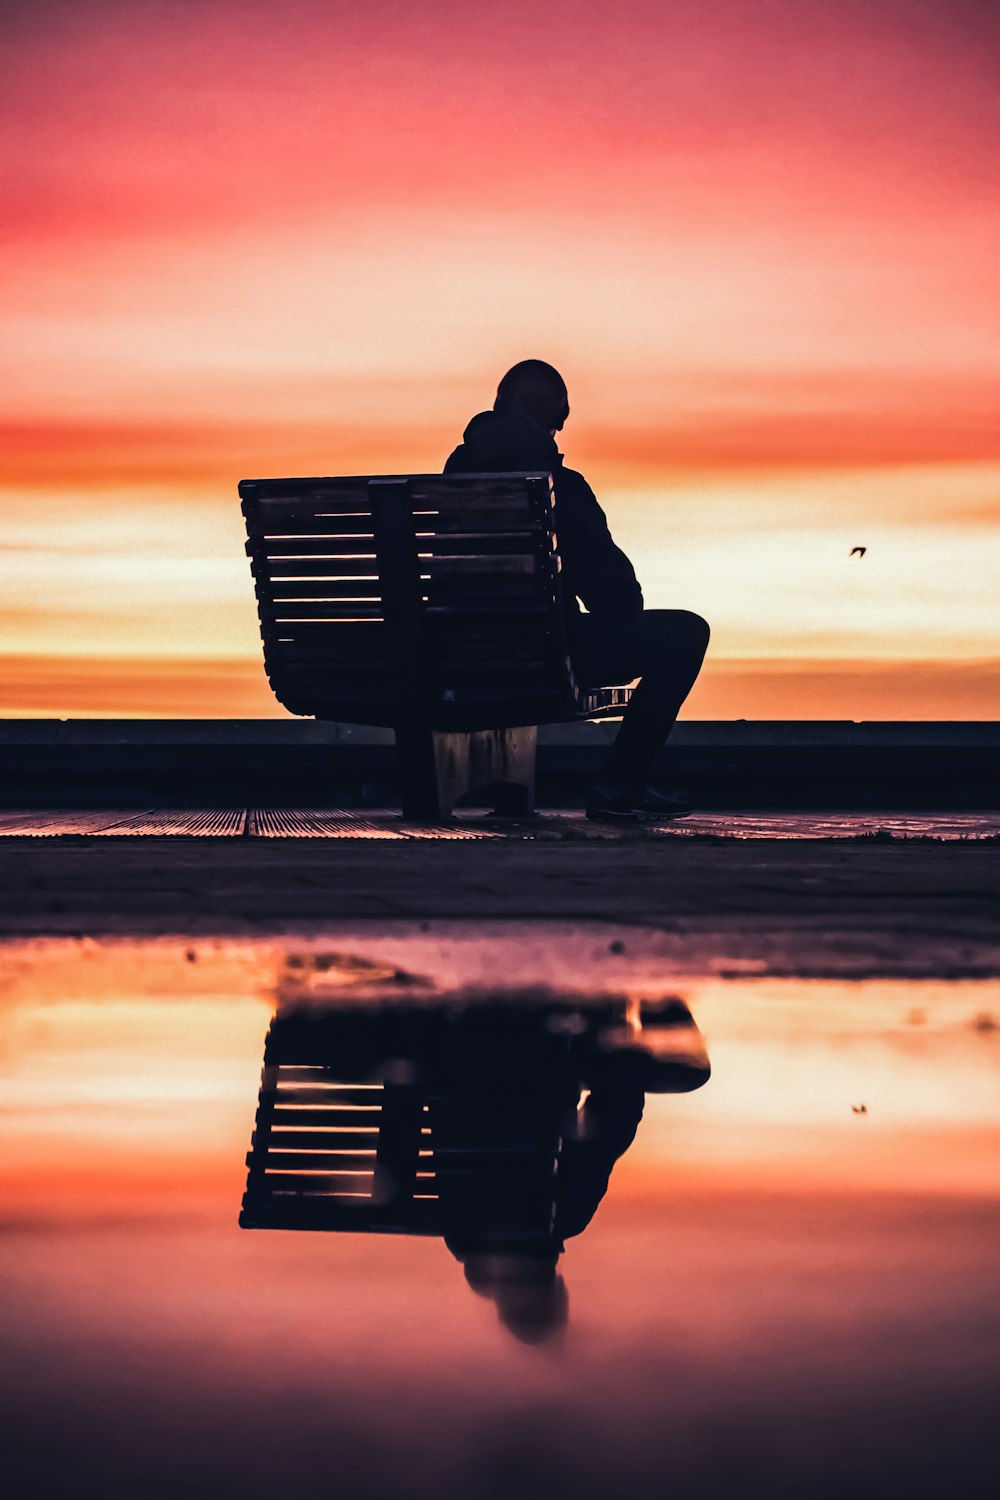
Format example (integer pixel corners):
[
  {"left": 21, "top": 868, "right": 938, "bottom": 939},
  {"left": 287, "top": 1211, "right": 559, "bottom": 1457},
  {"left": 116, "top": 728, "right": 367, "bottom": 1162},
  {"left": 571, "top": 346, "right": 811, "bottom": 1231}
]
[
  {"left": 1, "top": 928, "right": 998, "bottom": 1498},
  {"left": 3, "top": 835, "right": 997, "bottom": 989}
]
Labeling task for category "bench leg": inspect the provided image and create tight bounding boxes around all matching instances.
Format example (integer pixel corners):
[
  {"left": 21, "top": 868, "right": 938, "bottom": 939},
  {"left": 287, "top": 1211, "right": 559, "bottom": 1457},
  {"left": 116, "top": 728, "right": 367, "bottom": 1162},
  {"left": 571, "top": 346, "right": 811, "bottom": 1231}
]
[
  {"left": 395, "top": 726, "right": 472, "bottom": 821},
  {"left": 395, "top": 726, "right": 537, "bottom": 821},
  {"left": 471, "top": 726, "right": 537, "bottom": 817}
]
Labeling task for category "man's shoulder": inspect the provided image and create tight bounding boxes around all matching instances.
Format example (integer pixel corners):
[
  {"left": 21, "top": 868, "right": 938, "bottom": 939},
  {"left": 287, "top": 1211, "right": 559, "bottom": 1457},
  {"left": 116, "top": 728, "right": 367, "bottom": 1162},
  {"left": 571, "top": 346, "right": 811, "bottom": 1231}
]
[
  {"left": 444, "top": 410, "right": 560, "bottom": 475},
  {"left": 554, "top": 465, "right": 601, "bottom": 509}
]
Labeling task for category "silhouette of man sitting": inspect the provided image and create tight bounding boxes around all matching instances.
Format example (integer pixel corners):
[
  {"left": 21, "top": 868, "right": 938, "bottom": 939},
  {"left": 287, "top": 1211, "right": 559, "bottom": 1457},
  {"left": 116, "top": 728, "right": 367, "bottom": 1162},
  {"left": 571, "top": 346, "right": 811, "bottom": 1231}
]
[
  {"left": 445, "top": 359, "right": 710, "bottom": 821},
  {"left": 441, "top": 1047, "right": 649, "bottom": 1345}
]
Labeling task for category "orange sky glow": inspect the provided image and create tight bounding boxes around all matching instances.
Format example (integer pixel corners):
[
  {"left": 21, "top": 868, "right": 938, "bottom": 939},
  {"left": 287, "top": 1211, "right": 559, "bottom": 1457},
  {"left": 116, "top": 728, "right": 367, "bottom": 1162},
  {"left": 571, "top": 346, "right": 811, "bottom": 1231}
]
[{"left": 2, "top": 0, "right": 998, "bottom": 717}]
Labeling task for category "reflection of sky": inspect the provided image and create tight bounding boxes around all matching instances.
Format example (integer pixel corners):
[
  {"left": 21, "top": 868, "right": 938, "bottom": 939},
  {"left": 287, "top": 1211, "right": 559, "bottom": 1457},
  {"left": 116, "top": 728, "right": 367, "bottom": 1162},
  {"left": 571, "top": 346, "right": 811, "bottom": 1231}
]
[
  {"left": 1, "top": 939, "right": 997, "bottom": 1215},
  {"left": 2, "top": 0, "right": 999, "bottom": 718},
  {"left": 1, "top": 933, "right": 997, "bottom": 1495}
]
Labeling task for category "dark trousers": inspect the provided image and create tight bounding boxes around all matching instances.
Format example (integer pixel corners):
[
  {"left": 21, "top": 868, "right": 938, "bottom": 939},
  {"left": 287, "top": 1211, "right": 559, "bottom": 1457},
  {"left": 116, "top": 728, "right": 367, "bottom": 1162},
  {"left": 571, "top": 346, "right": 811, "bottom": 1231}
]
[{"left": 570, "top": 609, "right": 710, "bottom": 786}]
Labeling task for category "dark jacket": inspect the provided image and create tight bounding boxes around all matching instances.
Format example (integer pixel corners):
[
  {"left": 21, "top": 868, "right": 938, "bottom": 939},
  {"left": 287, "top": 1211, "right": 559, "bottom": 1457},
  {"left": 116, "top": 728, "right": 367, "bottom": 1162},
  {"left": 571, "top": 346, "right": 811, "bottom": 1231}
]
[{"left": 444, "top": 410, "right": 643, "bottom": 626}]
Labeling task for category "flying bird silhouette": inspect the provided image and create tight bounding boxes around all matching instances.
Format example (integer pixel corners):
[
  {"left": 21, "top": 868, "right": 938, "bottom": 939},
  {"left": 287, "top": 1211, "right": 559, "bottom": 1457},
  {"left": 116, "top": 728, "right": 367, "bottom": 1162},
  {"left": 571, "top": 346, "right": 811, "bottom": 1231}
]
[{"left": 850, "top": 546, "right": 867, "bottom": 558}]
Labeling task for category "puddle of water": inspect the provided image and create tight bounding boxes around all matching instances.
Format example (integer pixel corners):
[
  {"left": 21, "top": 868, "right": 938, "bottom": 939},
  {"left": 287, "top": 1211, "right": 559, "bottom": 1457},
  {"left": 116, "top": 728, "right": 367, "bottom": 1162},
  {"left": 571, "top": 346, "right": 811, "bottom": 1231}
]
[{"left": 1, "top": 931, "right": 997, "bottom": 1499}]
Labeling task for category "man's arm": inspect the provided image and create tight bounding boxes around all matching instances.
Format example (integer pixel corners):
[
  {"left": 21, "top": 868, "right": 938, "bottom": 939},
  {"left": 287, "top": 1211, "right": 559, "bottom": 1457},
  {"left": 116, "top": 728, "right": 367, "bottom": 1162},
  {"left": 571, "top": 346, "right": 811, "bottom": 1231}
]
[
  {"left": 553, "top": 1081, "right": 645, "bottom": 1243},
  {"left": 556, "top": 469, "right": 643, "bottom": 622}
]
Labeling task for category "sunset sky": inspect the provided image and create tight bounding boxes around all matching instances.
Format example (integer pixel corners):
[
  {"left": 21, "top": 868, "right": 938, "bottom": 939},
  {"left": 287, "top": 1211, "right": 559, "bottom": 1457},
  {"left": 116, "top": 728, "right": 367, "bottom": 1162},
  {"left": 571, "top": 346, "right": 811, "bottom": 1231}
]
[{"left": 3, "top": 0, "right": 998, "bottom": 717}]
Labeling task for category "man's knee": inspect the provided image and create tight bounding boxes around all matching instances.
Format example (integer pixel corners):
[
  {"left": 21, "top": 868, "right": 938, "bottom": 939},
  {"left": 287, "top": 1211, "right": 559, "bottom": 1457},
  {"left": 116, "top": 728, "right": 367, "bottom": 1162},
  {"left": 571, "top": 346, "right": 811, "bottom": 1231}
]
[
  {"left": 682, "top": 611, "right": 711, "bottom": 661},
  {"left": 649, "top": 609, "right": 710, "bottom": 661}
]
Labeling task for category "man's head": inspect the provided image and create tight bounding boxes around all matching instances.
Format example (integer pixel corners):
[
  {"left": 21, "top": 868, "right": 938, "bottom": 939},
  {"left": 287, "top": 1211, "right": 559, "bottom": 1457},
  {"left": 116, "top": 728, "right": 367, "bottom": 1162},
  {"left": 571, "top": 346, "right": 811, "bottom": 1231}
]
[
  {"left": 495, "top": 359, "right": 570, "bottom": 434},
  {"left": 462, "top": 1251, "right": 568, "bottom": 1345}
]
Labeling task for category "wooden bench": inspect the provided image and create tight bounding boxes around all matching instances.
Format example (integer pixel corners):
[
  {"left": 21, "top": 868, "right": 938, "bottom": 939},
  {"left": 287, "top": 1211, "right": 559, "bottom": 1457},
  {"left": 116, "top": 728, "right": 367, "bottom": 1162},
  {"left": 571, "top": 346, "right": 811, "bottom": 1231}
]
[{"left": 239, "top": 471, "right": 633, "bottom": 819}]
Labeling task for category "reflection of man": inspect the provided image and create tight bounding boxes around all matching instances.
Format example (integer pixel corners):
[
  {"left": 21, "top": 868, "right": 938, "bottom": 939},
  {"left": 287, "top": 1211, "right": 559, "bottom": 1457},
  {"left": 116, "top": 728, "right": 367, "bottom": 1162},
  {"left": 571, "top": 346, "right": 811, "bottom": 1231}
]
[
  {"left": 444, "top": 1060, "right": 647, "bottom": 1344},
  {"left": 445, "top": 360, "right": 711, "bottom": 822},
  {"left": 241, "top": 989, "right": 710, "bottom": 1343}
]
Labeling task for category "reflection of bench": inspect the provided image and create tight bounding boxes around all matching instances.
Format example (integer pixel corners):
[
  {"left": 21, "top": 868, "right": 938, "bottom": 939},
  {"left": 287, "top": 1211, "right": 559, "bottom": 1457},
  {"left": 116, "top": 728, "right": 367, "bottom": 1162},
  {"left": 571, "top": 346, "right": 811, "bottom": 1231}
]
[
  {"left": 239, "top": 997, "right": 710, "bottom": 1236},
  {"left": 239, "top": 1006, "right": 569, "bottom": 1236},
  {"left": 240, "top": 472, "right": 633, "bottom": 819}
]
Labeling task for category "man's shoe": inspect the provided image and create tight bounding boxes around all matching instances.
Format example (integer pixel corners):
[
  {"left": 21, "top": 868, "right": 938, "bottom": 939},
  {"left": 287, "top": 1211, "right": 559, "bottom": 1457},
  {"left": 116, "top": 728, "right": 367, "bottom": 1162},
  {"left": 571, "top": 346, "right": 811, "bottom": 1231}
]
[{"left": 585, "top": 782, "right": 693, "bottom": 824}]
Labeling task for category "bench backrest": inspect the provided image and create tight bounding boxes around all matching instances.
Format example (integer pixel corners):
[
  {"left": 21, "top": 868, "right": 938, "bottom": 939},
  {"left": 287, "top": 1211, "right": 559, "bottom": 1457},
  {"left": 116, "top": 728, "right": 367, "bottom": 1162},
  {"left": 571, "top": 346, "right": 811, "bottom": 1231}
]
[
  {"left": 240, "top": 1004, "right": 569, "bottom": 1238},
  {"left": 240, "top": 472, "right": 627, "bottom": 731}
]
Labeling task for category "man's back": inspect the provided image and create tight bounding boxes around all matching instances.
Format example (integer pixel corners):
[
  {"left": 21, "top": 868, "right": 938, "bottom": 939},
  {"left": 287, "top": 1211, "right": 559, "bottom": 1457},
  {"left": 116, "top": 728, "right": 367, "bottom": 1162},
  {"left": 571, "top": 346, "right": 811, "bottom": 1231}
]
[{"left": 444, "top": 406, "right": 643, "bottom": 625}]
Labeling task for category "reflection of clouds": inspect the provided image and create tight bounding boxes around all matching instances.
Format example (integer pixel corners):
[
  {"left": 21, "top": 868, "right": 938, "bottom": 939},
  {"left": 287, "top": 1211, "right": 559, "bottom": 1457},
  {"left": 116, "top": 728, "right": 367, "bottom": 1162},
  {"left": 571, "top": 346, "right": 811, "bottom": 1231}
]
[
  {"left": 688, "top": 1033, "right": 1000, "bottom": 1124},
  {"left": 674, "top": 987, "right": 1000, "bottom": 1118},
  {"left": 620, "top": 979, "right": 1000, "bottom": 1197}
]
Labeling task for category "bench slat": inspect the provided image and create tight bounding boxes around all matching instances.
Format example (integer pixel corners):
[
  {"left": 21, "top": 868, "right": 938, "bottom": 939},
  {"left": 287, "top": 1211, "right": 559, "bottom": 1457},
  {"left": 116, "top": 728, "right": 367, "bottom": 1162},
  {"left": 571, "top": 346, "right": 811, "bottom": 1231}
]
[
  {"left": 410, "top": 476, "right": 549, "bottom": 505},
  {"left": 413, "top": 513, "right": 542, "bottom": 537},
  {"left": 265, "top": 582, "right": 381, "bottom": 600},
  {"left": 420, "top": 533, "right": 552, "bottom": 556},
  {"left": 245, "top": 493, "right": 370, "bottom": 514},
  {"left": 254, "top": 515, "right": 375, "bottom": 532},
  {"left": 266, "top": 602, "right": 385, "bottom": 620},
  {"left": 269, "top": 1110, "right": 380, "bottom": 1130},
  {"left": 257, "top": 561, "right": 384, "bottom": 580},
  {"left": 257, "top": 549, "right": 548, "bottom": 576},
  {"left": 424, "top": 601, "right": 551, "bottom": 617},
  {"left": 266, "top": 634, "right": 387, "bottom": 660},
  {"left": 260, "top": 1172, "right": 376, "bottom": 1193},
  {"left": 245, "top": 495, "right": 536, "bottom": 525},
  {"left": 268, "top": 1079, "right": 384, "bottom": 1098},
  {"left": 272, "top": 1087, "right": 386, "bottom": 1109},
  {"left": 268, "top": 582, "right": 386, "bottom": 600},
  {"left": 242, "top": 479, "right": 369, "bottom": 501},
  {"left": 243, "top": 470, "right": 547, "bottom": 490},
  {"left": 262, "top": 1130, "right": 384, "bottom": 1150},
  {"left": 257, "top": 1151, "right": 378, "bottom": 1172},
  {"left": 254, "top": 555, "right": 379, "bottom": 570},
  {"left": 245, "top": 474, "right": 544, "bottom": 506},
  {"left": 267, "top": 604, "right": 385, "bottom": 622},
  {"left": 422, "top": 554, "right": 538, "bottom": 576},
  {"left": 268, "top": 640, "right": 385, "bottom": 660},
  {"left": 265, "top": 621, "right": 554, "bottom": 651},
  {"left": 248, "top": 528, "right": 374, "bottom": 552},
  {"left": 268, "top": 606, "right": 552, "bottom": 630},
  {"left": 260, "top": 532, "right": 543, "bottom": 557}
]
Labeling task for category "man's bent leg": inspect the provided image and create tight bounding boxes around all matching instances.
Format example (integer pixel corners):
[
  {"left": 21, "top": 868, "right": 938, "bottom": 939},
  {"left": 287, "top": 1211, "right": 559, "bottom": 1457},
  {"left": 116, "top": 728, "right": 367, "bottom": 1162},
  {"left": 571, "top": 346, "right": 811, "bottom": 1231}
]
[{"left": 573, "top": 610, "right": 710, "bottom": 790}]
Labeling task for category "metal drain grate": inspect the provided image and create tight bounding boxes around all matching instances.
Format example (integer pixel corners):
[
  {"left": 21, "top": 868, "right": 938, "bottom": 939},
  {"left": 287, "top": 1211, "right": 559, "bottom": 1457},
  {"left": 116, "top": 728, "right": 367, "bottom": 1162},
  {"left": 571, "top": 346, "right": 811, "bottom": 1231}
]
[
  {"left": 0, "top": 809, "right": 153, "bottom": 836},
  {"left": 87, "top": 808, "right": 248, "bottom": 837},
  {"left": 249, "top": 808, "right": 506, "bottom": 839},
  {"left": 248, "top": 808, "right": 407, "bottom": 839}
]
